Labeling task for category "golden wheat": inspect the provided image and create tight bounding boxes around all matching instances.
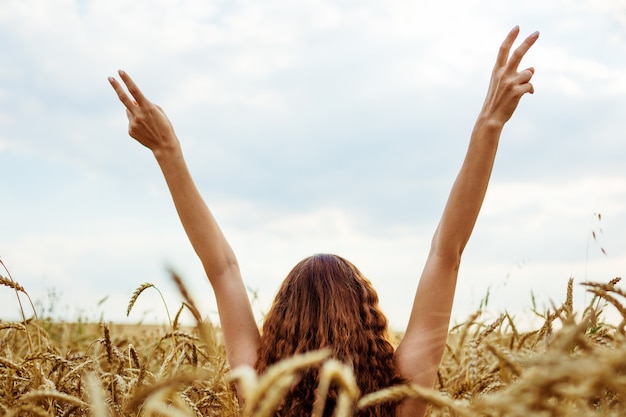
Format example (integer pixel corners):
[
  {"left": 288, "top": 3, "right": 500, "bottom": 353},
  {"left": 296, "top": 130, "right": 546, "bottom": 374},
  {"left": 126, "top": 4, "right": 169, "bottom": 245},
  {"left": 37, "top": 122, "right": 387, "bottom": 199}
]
[
  {"left": 126, "top": 282, "right": 154, "bottom": 317},
  {"left": 3, "top": 268, "right": 626, "bottom": 416}
]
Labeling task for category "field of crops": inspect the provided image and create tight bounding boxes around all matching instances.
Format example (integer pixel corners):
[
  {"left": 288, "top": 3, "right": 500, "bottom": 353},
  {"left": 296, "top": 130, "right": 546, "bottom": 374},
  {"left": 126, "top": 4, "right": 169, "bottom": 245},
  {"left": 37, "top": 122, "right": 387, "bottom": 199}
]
[{"left": 2, "top": 270, "right": 626, "bottom": 417}]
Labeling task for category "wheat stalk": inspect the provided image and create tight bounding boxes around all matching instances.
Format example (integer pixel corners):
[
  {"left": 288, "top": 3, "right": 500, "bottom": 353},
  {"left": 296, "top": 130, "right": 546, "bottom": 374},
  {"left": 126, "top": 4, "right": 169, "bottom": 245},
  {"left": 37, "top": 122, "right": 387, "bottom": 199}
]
[
  {"left": 128, "top": 344, "right": 140, "bottom": 369},
  {"left": 1, "top": 260, "right": 40, "bottom": 340},
  {"left": 127, "top": 281, "right": 173, "bottom": 329},
  {"left": 127, "top": 282, "right": 154, "bottom": 316},
  {"left": 5, "top": 277, "right": 626, "bottom": 417},
  {"left": 0, "top": 322, "right": 27, "bottom": 332},
  {"left": 19, "top": 389, "right": 89, "bottom": 409},
  {"left": 228, "top": 349, "right": 331, "bottom": 416},
  {"left": 180, "top": 392, "right": 203, "bottom": 417},
  {"left": 23, "top": 352, "right": 73, "bottom": 368},
  {"left": 503, "top": 312, "right": 519, "bottom": 349},
  {"left": 125, "top": 372, "right": 206, "bottom": 413},
  {"left": 564, "top": 277, "right": 574, "bottom": 318},
  {"left": 0, "top": 266, "right": 38, "bottom": 352},
  {"left": 85, "top": 372, "right": 109, "bottom": 417},
  {"left": 6, "top": 404, "right": 52, "bottom": 417},
  {"left": 0, "top": 274, "right": 25, "bottom": 292},
  {"left": 0, "top": 357, "right": 22, "bottom": 371},
  {"left": 253, "top": 373, "right": 297, "bottom": 417},
  {"left": 485, "top": 342, "right": 522, "bottom": 377},
  {"left": 312, "top": 359, "right": 359, "bottom": 417}
]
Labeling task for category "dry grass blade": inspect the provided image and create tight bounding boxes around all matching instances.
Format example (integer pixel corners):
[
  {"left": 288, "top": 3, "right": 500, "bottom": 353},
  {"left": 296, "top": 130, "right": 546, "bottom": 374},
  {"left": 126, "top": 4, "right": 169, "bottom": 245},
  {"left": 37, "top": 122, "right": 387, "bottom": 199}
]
[
  {"left": 170, "top": 271, "right": 220, "bottom": 361},
  {"left": 59, "top": 359, "right": 96, "bottom": 389},
  {"left": 253, "top": 373, "right": 297, "bottom": 417},
  {"left": 485, "top": 342, "right": 522, "bottom": 377},
  {"left": 6, "top": 404, "right": 52, "bottom": 417},
  {"left": 454, "top": 311, "right": 481, "bottom": 350},
  {"left": 85, "top": 372, "right": 109, "bottom": 417},
  {"left": 475, "top": 314, "right": 504, "bottom": 344},
  {"left": 23, "top": 352, "right": 73, "bottom": 368},
  {"left": 19, "top": 390, "right": 89, "bottom": 409},
  {"left": 362, "top": 383, "right": 477, "bottom": 417},
  {"left": 503, "top": 312, "right": 519, "bottom": 349},
  {"left": 170, "top": 271, "right": 202, "bottom": 323},
  {"left": 125, "top": 371, "right": 208, "bottom": 413},
  {"left": 228, "top": 365, "right": 259, "bottom": 402},
  {"left": 358, "top": 385, "right": 419, "bottom": 410},
  {"left": 228, "top": 349, "right": 331, "bottom": 416},
  {"left": 157, "top": 347, "right": 178, "bottom": 379},
  {"left": 249, "top": 349, "right": 331, "bottom": 409},
  {"left": 533, "top": 308, "right": 559, "bottom": 348},
  {"left": 312, "top": 359, "right": 359, "bottom": 417},
  {"left": 173, "top": 302, "right": 185, "bottom": 330},
  {"left": 160, "top": 331, "right": 200, "bottom": 343},
  {"left": 145, "top": 399, "right": 193, "bottom": 417},
  {"left": 335, "top": 391, "right": 358, "bottom": 417},
  {"left": 142, "top": 385, "right": 194, "bottom": 417},
  {"left": 0, "top": 356, "right": 22, "bottom": 371}
]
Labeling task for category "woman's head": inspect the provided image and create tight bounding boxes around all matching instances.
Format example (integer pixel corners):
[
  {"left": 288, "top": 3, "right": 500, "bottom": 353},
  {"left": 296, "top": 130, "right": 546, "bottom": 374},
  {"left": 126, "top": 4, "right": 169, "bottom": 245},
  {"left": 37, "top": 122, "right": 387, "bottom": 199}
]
[{"left": 256, "top": 253, "right": 402, "bottom": 416}]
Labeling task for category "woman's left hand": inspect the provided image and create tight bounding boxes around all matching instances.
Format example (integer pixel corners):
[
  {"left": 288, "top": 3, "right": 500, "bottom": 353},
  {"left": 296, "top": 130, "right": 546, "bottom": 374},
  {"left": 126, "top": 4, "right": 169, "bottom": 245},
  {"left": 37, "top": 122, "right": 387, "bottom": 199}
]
[{"left": 480, "top": 26, "right": 539, "bottom": 127}]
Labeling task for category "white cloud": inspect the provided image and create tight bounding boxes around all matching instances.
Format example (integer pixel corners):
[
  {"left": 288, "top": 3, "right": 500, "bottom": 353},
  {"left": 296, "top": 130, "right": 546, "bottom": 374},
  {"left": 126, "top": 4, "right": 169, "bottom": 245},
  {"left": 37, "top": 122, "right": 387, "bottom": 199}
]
[{"left": 535, "top": 45, "right": 626, "bottom": 97}]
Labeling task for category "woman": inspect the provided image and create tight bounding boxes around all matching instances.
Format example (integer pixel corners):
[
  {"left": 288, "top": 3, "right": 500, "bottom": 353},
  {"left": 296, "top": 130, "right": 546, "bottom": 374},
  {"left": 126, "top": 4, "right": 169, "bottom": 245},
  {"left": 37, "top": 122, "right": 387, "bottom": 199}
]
[{"left": 109, "top": 26, "right": 538, "bottom": 417}]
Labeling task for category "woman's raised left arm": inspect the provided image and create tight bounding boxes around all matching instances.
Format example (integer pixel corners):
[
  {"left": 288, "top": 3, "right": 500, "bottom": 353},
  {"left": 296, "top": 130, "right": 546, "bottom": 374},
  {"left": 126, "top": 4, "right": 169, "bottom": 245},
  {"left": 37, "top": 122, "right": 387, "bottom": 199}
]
[{"left": 395, "top": 27, "right": 539, "bottom": 417}]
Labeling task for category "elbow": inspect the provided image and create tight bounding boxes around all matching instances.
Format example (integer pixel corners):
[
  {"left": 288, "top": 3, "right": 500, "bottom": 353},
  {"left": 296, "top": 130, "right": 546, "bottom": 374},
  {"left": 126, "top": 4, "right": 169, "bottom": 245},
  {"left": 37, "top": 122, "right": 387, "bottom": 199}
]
[
  {"left": 203, "top": 252, "right": 240, "bottom": 284},
  {"left": 429, "top": 233, "right": 464, "bottom": 271},
  {"left": 395, "top": 335, "right": 446, "bottom": 388}
]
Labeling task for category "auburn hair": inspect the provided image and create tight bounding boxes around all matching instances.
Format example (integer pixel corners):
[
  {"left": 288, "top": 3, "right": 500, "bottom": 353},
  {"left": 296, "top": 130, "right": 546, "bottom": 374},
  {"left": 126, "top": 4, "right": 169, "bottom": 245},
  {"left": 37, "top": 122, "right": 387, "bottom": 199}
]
[{"left": 255, "top": 254, "right": 404, "bottom": 417}]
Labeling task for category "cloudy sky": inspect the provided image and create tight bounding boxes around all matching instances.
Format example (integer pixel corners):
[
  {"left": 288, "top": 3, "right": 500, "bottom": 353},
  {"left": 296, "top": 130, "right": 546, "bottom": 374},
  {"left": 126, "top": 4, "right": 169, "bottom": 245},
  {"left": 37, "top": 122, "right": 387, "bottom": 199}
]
[{"left": 1, "top": 0, "right": 625, "bottom": 331}]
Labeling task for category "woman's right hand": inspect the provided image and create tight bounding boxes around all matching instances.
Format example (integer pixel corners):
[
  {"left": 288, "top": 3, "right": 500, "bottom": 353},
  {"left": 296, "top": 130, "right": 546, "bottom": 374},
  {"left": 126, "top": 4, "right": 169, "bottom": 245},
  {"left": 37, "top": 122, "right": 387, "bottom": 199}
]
[{"left": 108, "top": 70, "right": 180, "bottom": 156}]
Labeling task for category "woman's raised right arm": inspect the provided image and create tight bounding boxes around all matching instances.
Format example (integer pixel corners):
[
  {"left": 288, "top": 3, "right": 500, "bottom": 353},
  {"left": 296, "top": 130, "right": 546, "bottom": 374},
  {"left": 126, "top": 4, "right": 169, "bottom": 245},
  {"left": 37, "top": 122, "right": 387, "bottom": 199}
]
[{"left": 108, "top": 71, "right": 260, "bottom": 370}]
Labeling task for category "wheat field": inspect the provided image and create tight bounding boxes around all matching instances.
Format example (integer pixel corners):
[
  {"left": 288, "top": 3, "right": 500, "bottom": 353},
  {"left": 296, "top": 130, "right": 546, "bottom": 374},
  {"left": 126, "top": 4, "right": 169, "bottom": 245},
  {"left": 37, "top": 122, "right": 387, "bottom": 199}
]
[{"left": 2, "top": 269, "right": 626, "bottom": 416}]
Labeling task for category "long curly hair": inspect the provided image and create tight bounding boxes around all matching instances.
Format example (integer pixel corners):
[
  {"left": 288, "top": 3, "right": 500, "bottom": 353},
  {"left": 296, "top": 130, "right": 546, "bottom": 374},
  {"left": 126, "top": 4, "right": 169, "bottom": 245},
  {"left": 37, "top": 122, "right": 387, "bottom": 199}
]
[{"left": 255, "top": 254, "right": 404, "bottom": 417}]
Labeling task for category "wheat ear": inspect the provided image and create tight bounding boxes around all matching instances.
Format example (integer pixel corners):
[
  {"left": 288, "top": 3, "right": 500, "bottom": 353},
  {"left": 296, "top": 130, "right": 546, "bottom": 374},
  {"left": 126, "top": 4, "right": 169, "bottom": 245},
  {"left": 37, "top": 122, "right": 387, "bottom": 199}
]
[{"left": 127, "top": 282, "right": 154, "bottom": 316}]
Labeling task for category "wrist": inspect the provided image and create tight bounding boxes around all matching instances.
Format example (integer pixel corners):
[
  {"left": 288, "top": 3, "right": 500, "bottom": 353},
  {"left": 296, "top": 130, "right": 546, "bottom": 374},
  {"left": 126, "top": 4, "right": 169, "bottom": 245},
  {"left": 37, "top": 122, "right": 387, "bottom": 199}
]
[
  {"left": 152, "top": 139, "right": 183, "bottom": 162},
  {"left": 474, "top": 114, "right": 505, "bottom": 133}
]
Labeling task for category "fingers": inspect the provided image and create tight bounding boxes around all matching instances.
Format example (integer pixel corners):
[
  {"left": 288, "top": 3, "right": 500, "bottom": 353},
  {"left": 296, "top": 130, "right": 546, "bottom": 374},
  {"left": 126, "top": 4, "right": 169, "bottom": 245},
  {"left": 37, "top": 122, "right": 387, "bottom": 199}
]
[
  {"left": 117, "top": 70, "right": 149, "bottom": 106},
  {"left": 107, "top": 70, "right": 150, "bottom": 114},
  {"left": 108, "top": 76, "right": 136, "bottom": 111},
  {"left": 507, "top": 31, "right": 539, "bottom": 71},
  {"left": 517, "top": 80, "right": 535, "bottom": 96},
  {"left": 515, "top": 67, "right": 535, "bottom": 84},
  {"left": 494, "top": 25, "right": 520, "bottom": 69},
  {"left": 493, "top": 27, "right": 539, "bottom": 79}
]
